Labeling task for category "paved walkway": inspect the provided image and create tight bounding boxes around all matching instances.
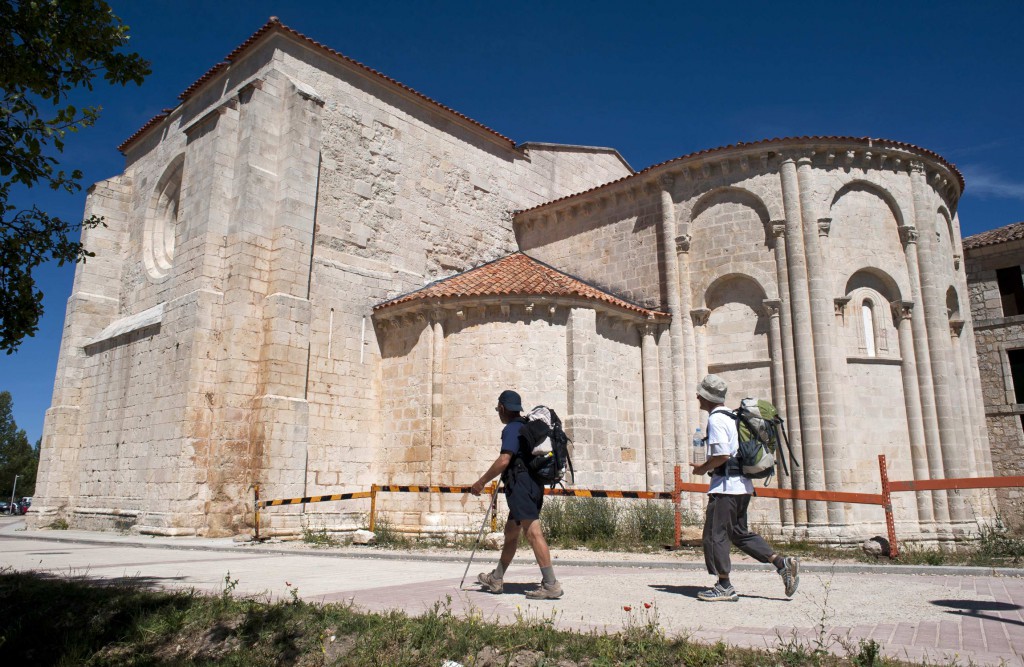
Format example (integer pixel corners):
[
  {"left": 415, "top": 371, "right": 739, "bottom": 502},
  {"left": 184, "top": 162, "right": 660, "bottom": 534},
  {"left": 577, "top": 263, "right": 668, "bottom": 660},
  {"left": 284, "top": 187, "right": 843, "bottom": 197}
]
[{"left": 1, "top": 518, "right": 1022, "bottom": 666}]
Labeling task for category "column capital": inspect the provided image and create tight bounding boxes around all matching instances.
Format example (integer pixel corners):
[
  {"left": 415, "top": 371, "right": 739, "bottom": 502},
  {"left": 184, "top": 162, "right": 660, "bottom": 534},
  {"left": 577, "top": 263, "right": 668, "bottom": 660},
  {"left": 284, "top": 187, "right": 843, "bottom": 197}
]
[
  {"left": 949, "top": 318, "right": 965, "bottom": 337},
  {"left": 770, "top": 220, "right": 787, "bottom": 238},
  {"left": 817, "top": 217, "right": 832, "bottom": 237},
  {"left": 834, "top": 296, "right": 851, "bottom": 317},
  {"left": 659, "top": 172, "right": 675, "bottom": 188},
  {"left": 762, "top": 299, "right": 782, "bottom": 317},
  {"left": 890, "top": 300, "right": 914, "bottom": 324},
  {"left": 794, "top": 149, "right": 815, "bottom": 165},
  {"left": 898, "top": 225, "right": 919, "bottom": 246},
  {"left": 639, "top": 319, "right": 660, "bottom": 338},
  {"left": 690, "top": 308, "right": 711, "bottom": 327},
  {"left": 675, "top": 234, "right": 691, "bottom": 254},
  {"left": 908, "top": 160, "right": 926, "bottom": 174}
]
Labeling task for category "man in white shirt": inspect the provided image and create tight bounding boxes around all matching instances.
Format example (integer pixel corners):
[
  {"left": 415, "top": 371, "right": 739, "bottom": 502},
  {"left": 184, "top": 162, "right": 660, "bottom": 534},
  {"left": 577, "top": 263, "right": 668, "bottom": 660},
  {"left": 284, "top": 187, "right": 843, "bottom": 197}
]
[{"left": 689, "top": 374, "right": 800, "bottom": 602}]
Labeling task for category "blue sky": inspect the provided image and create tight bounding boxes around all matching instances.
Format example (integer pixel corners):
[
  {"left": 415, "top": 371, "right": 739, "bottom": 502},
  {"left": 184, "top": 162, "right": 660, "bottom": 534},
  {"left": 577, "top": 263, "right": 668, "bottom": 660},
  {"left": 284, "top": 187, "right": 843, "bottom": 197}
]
[{"left": 2, "top": 0, "right": 1023, "bottom": 443}]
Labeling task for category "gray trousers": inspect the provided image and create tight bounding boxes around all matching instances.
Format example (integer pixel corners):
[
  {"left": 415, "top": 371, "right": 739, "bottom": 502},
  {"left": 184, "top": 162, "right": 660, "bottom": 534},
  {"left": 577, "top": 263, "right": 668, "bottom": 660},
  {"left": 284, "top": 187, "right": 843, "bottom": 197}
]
[{"left": 703, "top": 493, "right": 775, "bottom": 577}]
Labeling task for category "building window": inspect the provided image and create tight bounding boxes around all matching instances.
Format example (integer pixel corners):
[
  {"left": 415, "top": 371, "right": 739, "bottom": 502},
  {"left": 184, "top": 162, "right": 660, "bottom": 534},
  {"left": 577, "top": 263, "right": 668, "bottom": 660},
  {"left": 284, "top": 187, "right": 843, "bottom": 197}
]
[
  {"left": 862, "top": 301, "right": 876, "bottom": 357},
  {"left": 996, "top": 266, "right": 1024, "bottom": 317},
  {"left": 1009, "top": 348, "right": 1024, "bottom": 404}
]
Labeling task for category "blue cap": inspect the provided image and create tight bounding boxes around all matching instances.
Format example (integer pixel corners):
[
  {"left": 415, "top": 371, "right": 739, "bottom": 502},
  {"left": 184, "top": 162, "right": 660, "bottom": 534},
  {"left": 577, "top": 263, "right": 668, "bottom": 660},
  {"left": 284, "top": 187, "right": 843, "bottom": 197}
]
[{"left": 497, "top": 390, "right": 523, "bottom": 412}]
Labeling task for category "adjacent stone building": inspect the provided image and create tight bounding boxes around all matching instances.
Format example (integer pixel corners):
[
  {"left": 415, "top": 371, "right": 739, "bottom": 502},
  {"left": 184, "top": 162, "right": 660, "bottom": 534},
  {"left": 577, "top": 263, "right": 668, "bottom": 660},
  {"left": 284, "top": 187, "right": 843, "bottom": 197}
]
[
  {"left": 965, "top": 221, "right": 1024, "bottom": 530},
  {"left": 31, "top": 18, "right": 993, "bottom": 542}
]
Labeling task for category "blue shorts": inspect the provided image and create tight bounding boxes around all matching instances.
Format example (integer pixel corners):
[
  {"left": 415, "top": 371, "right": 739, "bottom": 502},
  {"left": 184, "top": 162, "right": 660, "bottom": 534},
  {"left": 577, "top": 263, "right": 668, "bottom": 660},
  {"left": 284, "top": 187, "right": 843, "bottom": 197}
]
[{"left": 504, "top": 466, "right": 544, "bottom": 522}]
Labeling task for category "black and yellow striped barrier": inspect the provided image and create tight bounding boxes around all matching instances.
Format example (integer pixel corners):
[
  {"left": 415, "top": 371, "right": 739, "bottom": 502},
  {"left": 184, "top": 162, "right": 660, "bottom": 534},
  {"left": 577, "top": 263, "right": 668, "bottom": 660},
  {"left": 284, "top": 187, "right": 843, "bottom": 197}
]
[
  {"left": 259, "top": 491, "right": 372, "bottom": 508},
  {"left": 252, "top": 482, "right": 676, "bottom": 540}
]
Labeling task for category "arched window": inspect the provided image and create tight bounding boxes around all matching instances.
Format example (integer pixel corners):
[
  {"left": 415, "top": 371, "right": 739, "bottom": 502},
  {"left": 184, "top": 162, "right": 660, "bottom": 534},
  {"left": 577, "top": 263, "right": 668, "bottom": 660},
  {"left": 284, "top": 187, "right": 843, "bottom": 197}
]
[{"left": 862, "top": 300, "right": 876, "bottom": 357}]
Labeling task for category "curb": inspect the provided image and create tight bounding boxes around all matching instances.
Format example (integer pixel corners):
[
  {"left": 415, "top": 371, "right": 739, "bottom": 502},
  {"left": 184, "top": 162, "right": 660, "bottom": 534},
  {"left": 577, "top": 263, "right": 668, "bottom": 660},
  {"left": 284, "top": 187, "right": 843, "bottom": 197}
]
[{"left": 3, "top": 528, "right": 1023, "bottom": 578}]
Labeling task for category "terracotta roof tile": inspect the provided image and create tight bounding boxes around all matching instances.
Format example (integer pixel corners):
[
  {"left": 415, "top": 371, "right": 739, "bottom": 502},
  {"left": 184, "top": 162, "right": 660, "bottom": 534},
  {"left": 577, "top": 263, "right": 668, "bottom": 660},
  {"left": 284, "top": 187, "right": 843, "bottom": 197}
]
[
  {"left": 373, "top": 252, "right": 668, "bottom": 319},
  {"left": 119, "top": 17, "right": 515, "bottom": 154},
  {"left": 515, "top": 136, "right": 965, "bottom": 216},
  {"left": 963, "top": 221, "right": 1024, "bottom": 250}
]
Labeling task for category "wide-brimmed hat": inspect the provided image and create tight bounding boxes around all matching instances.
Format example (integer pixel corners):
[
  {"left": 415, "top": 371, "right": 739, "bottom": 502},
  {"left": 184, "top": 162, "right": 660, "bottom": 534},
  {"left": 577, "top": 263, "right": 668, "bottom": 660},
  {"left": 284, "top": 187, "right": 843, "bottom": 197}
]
[
  {"left": 696, "top": 374, "right": 727, "bottom": 404},
  {"left": 497, "top": 389, "right": 523, "bottom": 412}
]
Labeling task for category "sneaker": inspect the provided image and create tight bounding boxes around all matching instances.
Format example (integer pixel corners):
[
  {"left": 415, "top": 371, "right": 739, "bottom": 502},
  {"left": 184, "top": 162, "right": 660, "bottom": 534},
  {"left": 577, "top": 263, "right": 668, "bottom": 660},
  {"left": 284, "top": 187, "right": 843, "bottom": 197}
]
[
  {"left": 779, "top": 556, "right": 800, "bottom": 597},
  {"left": 524, "top": 580, "right": 563, "bottom": 600},
  {"left": 697, "top": 582, "right": 739, "bottom": 602},
  {"left": 477, "top": 571, "right": 503, "bottom": 594}
]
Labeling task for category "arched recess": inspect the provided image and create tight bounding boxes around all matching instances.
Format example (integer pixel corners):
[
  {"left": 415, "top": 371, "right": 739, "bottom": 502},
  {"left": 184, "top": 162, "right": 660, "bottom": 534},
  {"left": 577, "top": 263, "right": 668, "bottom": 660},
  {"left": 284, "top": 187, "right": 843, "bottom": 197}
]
[
  {"left": 936, "top": 207, "right": 958, "bottom": 274},
  {"left": 703, "top": 273, "right": 771, "bottom": 399},
  {"left": 946, "top": 285, "right": 961, "bottom": 320},
  {"left": 688, "top": 187, "right": 778, "bottom": 304},
  {"left": 830, "top": 180, "right": 906, "bottom": 228},
  {"left": 143, "top": 155, "right": 185, "bottom": 280},
  {"left": 828, "top": 182, "right": 910, "bottom": 300},
  {"left": 690, "top": 186, "right": 772, "bottom": 243}
]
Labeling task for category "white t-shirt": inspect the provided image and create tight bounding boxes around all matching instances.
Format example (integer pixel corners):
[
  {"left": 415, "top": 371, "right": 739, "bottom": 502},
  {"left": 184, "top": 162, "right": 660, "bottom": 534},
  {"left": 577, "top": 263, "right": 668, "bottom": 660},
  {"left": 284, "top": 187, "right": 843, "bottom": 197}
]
[{"left": 706, "top": 406, "right": 754, "bottom": 495}]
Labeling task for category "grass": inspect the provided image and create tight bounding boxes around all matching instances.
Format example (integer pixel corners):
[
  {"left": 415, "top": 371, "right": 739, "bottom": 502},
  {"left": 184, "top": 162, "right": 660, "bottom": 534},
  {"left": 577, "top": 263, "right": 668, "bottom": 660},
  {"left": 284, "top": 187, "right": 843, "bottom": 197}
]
[
  {"left": 541, "top": 497, "right": 692, "bottom": 551},
  {"left": 0, "top": 570, "right": 930, "bottom": 666}
]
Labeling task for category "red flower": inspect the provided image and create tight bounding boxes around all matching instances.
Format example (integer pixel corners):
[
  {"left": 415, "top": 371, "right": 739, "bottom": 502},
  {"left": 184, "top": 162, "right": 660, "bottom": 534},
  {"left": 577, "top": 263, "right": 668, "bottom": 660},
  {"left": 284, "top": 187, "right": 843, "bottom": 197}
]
[
  {"left": 644, "top": 602, "right": 652, "bottom": 609},
  {"left": 623, "top": 605, "right": 632, "bottom": 612}
]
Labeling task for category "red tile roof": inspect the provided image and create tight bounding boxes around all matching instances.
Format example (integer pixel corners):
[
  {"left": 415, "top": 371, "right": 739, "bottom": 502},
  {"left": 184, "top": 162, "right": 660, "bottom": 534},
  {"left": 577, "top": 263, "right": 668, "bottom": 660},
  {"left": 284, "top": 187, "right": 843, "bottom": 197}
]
[
  {"left": 963, "top": 221, "right": 1024, "bottom": 250},
  {"left": 119, "top": 17, "right": 516, "bottom": 154},
  {"left": 515, "top": 136, "right": 966, "bottom": 216},
  {"left": 373, "top": 252, "right": 668, "bottom": 319}
]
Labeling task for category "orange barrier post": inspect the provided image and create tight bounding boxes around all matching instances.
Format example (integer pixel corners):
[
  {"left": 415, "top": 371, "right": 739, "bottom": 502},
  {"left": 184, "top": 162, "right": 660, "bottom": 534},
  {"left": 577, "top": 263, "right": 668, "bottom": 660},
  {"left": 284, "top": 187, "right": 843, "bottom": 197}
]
[
  {"left": 878, "top": 455, "right": 899, "bottom": 558},
  {"left": 488, "top": 482, "right": 498, "bottom": 532},
  {"left": 369, "top": 484, "right": 378, "bottom": 532}
]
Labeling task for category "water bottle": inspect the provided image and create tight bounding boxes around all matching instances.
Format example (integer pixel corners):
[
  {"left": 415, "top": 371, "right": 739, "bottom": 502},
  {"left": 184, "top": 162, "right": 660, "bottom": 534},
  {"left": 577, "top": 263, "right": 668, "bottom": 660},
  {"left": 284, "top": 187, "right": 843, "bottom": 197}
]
[{"left": 692, "top": 427, "right": 705, "bottom": 465}]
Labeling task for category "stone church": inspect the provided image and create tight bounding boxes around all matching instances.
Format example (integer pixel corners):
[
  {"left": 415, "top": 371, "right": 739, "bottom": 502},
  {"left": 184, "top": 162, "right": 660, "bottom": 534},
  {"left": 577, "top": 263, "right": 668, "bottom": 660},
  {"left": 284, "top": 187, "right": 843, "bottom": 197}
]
[{"left": 31, "top": 18, "right": 993, "bottom": 542}]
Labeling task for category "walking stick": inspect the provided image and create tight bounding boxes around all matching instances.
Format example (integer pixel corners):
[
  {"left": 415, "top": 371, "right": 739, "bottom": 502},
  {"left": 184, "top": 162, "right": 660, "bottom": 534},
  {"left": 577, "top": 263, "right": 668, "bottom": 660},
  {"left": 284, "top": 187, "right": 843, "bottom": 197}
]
[{"left": 459, "top": 485, "right": 500, "bottom": 590}]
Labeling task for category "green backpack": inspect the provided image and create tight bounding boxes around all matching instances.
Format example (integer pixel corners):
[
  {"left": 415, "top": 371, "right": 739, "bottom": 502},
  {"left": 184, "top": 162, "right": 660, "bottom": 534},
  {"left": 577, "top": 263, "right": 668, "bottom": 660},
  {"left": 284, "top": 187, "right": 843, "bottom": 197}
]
[{"left": 726, "top": 398, "right": 799, "bottom": 484}]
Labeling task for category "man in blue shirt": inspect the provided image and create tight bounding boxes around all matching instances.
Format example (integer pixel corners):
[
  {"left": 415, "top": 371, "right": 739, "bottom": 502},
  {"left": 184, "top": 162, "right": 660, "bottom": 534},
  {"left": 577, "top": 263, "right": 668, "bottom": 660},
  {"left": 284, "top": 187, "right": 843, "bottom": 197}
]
[{"left": 471, "top": 389, "right": 563, "bottom": 599}]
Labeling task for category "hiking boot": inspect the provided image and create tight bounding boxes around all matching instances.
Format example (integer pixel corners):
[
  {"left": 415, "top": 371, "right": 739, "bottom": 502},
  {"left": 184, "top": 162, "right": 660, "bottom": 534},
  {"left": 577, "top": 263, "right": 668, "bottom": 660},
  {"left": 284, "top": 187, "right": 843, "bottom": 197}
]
[
  {"left": 524, "top": 580, "right": 563, "bottom": 600},
  {"left": 697, "top": 582, "right": 739, "bottom": 602},
  {"left": 779, "top": 556, "right": 800, "bottom": 597},
  {"left": 477, "top": 571, "right": 503, "bottom": 594}
]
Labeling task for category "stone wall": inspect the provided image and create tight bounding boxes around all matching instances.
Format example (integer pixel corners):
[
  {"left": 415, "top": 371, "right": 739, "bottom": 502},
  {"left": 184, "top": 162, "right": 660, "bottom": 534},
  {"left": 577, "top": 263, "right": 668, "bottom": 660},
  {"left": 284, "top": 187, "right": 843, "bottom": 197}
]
[{"left": 965, "top": 238, "right": 1024, "bottom": 530}]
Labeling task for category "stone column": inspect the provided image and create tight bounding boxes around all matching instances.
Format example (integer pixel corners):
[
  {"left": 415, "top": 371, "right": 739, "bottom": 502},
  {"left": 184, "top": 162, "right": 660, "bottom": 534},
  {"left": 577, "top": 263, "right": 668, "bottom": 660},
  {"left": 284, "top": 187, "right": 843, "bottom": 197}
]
[
  {"left": 657, "top": 328, "right": 676, "bottom": 489},
  {"left": 909, "top": 162, "right": 970, "bottom": 525},
  {"left": 567, "top": 307, "right": 598, "bottom": 487},
  {"left": 763, "top": 299, "right": 792, "bottom": 527},
  {"left": 796, "top": 156, "right": 846, "bottom": 529},
  {"left": 892, "top": 300, "right": 932, "bottom": 524},
  {"left": 898, "top": 224, "right": 946, "bottom": 525},
  {"left": 640, "top": 321, "right": 663, "bottom": 492},
  {"left": 778, "top": 156, "right": 826, "bottom": 527},
  {"left": 659, "top": 175, "right": 688, "bottom": 469},
  {"left": 690, "top": 308, "right": 710, "bottom": 505},
  {"left": 769, "top": 219, "right": 806, "bottom": 527},
  {"left": 429, "top": 311, "right": 445, "bottom": 513},
  {"left": 676, "top": 234, "right": 699, "bottom": 432}
]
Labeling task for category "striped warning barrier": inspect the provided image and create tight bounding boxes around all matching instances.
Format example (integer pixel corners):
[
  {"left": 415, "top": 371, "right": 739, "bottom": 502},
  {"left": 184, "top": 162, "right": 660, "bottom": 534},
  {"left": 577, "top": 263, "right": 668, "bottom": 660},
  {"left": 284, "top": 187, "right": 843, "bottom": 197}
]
[
  {"left": 252, "top": 457, "right": 1024, "bottom": 552},
  {"left": 259, "top": 491, "right": 372, "bottom": 508}
]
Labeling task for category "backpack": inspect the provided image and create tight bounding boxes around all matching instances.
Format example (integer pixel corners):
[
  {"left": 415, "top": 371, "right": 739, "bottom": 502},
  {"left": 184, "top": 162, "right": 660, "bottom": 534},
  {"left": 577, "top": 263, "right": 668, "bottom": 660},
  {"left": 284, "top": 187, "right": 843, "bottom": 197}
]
[
  {"left": 722, "top": 398, "right": 799, "bottom": 485},
  {"left": 519, "top": 406, "right": 574, "bottom": 487}
]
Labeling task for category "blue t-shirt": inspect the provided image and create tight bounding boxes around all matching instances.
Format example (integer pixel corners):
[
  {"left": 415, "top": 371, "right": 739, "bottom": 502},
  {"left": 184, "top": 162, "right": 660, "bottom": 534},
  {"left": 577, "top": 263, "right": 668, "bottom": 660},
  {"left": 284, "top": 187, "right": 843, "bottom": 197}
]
[{"left": 500, "top": 420, "right": 526, "bottom": 456}]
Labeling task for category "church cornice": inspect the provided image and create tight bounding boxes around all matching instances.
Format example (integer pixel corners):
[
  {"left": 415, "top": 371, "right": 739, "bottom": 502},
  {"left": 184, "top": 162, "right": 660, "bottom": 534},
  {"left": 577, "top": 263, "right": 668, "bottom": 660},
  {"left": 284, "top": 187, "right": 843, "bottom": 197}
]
[{"left": 514, "top": 136, "right": 964, "bottom": 226}]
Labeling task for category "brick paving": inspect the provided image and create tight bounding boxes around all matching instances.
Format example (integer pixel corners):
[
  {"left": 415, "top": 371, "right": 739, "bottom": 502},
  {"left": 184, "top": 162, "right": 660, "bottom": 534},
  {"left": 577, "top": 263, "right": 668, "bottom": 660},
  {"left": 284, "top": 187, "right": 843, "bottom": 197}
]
[{"left": 1, "top": 522, "right": 1022, "bottom": 666}]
